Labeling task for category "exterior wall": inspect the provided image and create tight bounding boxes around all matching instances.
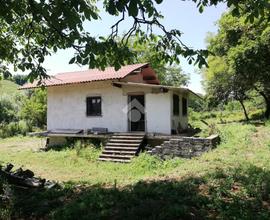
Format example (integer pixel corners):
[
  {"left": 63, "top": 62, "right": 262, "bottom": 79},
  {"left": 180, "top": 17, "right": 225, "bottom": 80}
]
[
  {"left": 170, "top": 91, "right": 189, "bottom": 132},
  {"left": 145, "top": 92, "right": 171, "bottom": 134},
  {"left": 47, "top": 81, "right": 128, "bottom": 132},
  {"left": 47, "top": 81, "right": 187, "bottom": 135}
]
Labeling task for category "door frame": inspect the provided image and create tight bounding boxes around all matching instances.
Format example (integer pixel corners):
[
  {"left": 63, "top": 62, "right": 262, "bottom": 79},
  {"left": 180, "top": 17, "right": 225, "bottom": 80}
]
[{"left": 127, "top": 93, "right": 146, "bottom": 132}]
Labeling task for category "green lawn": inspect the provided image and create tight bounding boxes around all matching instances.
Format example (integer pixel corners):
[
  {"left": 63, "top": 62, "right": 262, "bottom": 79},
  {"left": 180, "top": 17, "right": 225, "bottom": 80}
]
[{"left": 1, "top": 122, "right": 270, "bottom": 219}]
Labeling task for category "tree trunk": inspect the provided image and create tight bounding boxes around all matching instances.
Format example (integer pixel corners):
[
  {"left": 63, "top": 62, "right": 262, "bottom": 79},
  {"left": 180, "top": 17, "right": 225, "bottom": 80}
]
[
  {"left": 239, "top": 100, "right": 249, "bottom": 121},
  {"left": 258, "top": 91, "right": 270, "bottom": 119}
]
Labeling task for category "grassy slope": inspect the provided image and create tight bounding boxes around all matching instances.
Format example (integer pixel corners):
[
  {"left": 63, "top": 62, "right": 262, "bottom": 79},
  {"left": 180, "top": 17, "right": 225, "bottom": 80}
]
[
  {"left": 1, "top": 122, "right": 270, "bottom": 219},
  {"left": 0, "top": 80, "right": 20, "bottom": 95}
]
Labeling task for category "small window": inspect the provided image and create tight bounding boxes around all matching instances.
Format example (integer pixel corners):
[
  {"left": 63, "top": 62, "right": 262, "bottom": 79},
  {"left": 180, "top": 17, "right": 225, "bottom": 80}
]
[
  {"left": 173, "top": 94, "right": 179, "bottom": 115},
  {"left": 182, "top": 97, "right": 187, "bottom": 116},
  {"left": 86, "top": 96, "right": 102, "bottom": 116}
]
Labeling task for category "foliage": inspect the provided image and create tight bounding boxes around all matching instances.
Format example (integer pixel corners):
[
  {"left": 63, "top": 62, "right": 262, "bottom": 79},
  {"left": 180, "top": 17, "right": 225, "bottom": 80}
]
[
  {"left": 188, "top": 95, "right": 205, "bottom": 112},
  {"left": 0, "top": 80, "right": 20, "bottom": 95},
  {"left": 204, "top": 6, "right": 270, "bottom": 118},
  {"left": 128, "top": 36, "right": 190, "bottom": 86},
  {"left": 11, "top": 74, "right": 28, "bottom": 86},
  {"left": 20, "top": 89, "right": 47, "bottom": 128},
  {"left": 0, "top": 0, "right": 268, "bottom": 81},
  {"left": 0, "top": 94, "right": 21, "bottom": 124},
  {"left": 0, "top": 81, "right": 47, "bottom": 138}
]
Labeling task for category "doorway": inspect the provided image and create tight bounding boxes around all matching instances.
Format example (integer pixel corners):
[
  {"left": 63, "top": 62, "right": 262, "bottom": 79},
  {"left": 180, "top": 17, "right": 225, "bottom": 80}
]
[{"left": 128, "top": 95, "right": 145, "bottom": 132}]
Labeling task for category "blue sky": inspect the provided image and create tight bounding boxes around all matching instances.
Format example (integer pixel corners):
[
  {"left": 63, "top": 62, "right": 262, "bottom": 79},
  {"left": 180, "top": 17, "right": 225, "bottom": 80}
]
[{"left": 43, "top": 1, "right": 227, "bottom": 94}]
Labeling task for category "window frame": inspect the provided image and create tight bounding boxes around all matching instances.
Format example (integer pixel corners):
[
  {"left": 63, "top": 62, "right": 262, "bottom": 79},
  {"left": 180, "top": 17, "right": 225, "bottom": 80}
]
[
  {"left": 173, "top": 94, "right": 180, "bottom": 116},
  {"left": 86, "top": 96, "right": 102, "bottom": 117}
]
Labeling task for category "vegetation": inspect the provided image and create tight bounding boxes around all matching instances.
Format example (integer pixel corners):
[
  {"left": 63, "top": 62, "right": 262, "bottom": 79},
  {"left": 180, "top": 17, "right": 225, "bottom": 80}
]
[
  {"left": 0, "top": 118, "right": 270, "bottom": 219},
  {"left": 204, "top": 5, "right": 270, "bottom": 118},
  {"left": 0, "top": 80, "right": 20, "bottom": 95},
  {"left": 128, "top": 36, "right": 190, "bottom": 86},
  {"left": 0, "top": 79, "right": 47, "bottom": 138},
  {"left": 0, "top": 0, "right": 268, "bottom": 81}
]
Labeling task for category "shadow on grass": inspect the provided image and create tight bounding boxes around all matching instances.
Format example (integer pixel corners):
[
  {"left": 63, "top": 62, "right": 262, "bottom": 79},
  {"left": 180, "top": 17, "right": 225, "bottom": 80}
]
[{"left": 3, "top": 163, "right": 270, "bottom": 220}]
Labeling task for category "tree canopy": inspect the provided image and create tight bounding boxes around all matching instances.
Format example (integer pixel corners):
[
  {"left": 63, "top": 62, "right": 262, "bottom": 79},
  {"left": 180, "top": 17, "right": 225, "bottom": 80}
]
[
  {"left": 204, "top": 4, "right": 270, "bottom": 118},
  {"left": 127, "top": 36, "right": 189, "bottom": 86},
  {"left": 0, "top": 0, "right": 269, "bottom": 82}
]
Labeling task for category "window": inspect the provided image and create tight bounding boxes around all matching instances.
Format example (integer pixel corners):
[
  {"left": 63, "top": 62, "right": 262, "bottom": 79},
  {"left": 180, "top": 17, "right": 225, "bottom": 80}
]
[
  {"left": 86, "top": 96, "right": 102, "bottom": 116},
  {"left": 173, "top": 94, "right": 179, "bottom": 115},
  {"left": 182, "top": 97, "right": 187, "bottom": 116}
]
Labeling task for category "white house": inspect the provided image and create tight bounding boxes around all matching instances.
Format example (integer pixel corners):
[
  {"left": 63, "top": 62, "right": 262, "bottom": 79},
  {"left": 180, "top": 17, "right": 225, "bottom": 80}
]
[{"left": 21, "top": 63, "right": 196, "bottom": 135}]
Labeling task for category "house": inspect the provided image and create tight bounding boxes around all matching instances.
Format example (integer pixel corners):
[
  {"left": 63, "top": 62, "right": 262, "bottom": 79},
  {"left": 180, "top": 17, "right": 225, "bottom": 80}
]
[{"left": 21, "top": 63, "right": 197, "bottom": 135}]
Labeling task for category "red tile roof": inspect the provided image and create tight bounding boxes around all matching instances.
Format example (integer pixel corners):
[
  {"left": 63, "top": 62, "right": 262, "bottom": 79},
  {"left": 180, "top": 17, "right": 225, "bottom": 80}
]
[{"left": 20, "top": 63, "right": 150, "bottom": 89}]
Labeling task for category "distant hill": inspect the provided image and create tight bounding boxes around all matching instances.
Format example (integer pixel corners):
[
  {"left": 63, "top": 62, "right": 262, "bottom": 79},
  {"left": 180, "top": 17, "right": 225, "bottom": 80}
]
[{"left": 0, "top": 80, "right": 21, "bottom": 95}]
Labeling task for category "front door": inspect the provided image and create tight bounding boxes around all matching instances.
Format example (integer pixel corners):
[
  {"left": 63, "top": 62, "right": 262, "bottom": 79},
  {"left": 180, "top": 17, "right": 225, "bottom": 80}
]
[{"left": 128, "top": 95, "right": 145, "bottom": 132}]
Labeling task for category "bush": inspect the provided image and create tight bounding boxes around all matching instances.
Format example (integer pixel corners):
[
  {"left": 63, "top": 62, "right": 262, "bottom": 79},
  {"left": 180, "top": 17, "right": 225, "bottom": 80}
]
[
  {"left": 0, "top": 120, "right": 31, "bottom": 138},
  {"left": 20, "top": 89, "right": 47, "bottom": 128},
  {"left": 0, "top": 95, "right": 18, "bottom": 124}
]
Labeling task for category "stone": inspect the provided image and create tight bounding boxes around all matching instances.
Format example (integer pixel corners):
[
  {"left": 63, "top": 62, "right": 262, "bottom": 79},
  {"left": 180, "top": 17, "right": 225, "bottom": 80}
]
[{"left": 149, "top": 134, "right": 220, "bottom": 159}]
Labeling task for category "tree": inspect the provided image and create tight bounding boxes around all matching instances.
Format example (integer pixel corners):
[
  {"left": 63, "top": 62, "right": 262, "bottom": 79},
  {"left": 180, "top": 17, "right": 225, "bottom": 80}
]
[
  {"left": 0, "top": 0, "right": 268, "bottom": 82},
  {"left": 129, "top": 36, "right": 189, "bottom": 86},
  {"left": 203, "top": 56, "right": 250, "bottom": 120},
  {"left": 11, "top": 75, "right": 28, "bottom": 86},
  {"left": 204, "top": 6, "right": 270, "bottom": 118},
  {"left": 20, "top": 89, "right": 47, "bottom": 128}
]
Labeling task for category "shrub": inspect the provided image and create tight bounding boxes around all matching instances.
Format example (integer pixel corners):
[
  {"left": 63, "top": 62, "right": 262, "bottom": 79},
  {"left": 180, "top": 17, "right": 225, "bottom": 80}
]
[
  {"left": 20, "top": 89, "right": 47, "bottom": 128},
  {"left": 0, "top": 95, "right": 18, "bottom": 124},
  {"left": 0, "top": 120, "right": 31, "bottom": 138}
]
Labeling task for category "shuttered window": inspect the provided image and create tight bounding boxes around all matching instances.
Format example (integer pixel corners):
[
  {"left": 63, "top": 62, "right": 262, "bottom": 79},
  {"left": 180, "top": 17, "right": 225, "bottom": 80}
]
[
  {"left": 173, "top": 94, "right": 179, "bottom": 115},
  {"left": 86, "top": 96, "right": 102, "bottom": 116},
  {"left": 182, "top": 97, "right": 187, "bottom": 116}
]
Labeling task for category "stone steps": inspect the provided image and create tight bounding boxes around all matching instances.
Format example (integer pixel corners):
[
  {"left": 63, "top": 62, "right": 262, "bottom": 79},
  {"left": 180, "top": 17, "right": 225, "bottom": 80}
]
[{"left": 98, "top": 133, "right": 145, "bottom": 163}]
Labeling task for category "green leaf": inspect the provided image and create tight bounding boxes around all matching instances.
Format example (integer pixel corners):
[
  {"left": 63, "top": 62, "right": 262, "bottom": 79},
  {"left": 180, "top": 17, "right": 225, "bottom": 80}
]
[
  {"left": 82, "top": 58, "right": 89, "bottom": 65},
  {"left": 128, "top": 0, "right": 138, "bottom": 17},
  {"left": 199, "top": 5, "right": 204, "bottom": 13},
  {"left": 77, "top": 55, "right": 82, "bottom": 63},
  {"left": 69, "top": 57, "right": 76, "bottom": 64},
  {"left": 107, "top": 0, "right": 116, "bottom": 15}
]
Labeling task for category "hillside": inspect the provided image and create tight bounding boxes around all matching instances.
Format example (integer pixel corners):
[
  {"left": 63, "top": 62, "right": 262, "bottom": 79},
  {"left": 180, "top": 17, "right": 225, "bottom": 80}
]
[{"left": 0, "top": 80, "right": 20, "bottom": 95}]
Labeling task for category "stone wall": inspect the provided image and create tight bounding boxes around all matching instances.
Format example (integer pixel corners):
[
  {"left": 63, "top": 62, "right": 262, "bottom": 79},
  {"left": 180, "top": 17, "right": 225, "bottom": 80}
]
[{"left": 149, "top": 134, "right": 220, "bottom": 159}]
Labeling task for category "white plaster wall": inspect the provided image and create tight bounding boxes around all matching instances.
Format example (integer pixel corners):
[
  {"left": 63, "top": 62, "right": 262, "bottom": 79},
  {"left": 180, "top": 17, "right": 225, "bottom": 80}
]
[
  {"left": 170, "top": 91, "right": 188, "bottom": 131},
  {"left": 47, "top": 81, "right": 128, "bottom": 132},
  {"left": 145, "top": 92, "right": 171, "bottom": 134},
  {"left": 47, "top": 81, "right": 182, "bottom": 134}
]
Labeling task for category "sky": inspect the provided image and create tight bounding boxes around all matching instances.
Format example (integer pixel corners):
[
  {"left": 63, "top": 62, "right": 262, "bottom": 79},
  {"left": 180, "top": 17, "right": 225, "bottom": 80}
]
[{"left": 43, "top": 1, "right": 228, "bottom": 94}]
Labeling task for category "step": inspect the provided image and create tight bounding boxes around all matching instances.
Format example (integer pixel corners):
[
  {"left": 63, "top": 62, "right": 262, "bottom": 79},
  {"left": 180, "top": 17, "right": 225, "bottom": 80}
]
[
  {"left": 98, "top": 158, "right": 131, "bottom": 163},
  {"left": 99, "top": 154, "right": 133, "bottom": 159},
  {"left": 106, "top": 143, "right": 139, "bottom": 147},
  {"left": 113, "top": 132, "right": 145, "bottom": 136},
  {"left": 102, "top": 150, "right": 136, "bottom": 155},
  {"left": 111, "top": 136, "right": 144, "bottom": 139},
  {"left": 109, "top": 139, "right": 142, "bottom": 143},
  {"left": 104, "top": 146, "right": 138, "bottom": 151}
]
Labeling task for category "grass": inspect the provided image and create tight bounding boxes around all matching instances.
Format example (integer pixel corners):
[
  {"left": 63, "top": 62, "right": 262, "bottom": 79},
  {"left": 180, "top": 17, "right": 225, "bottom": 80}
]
[
  {"left": 0, "top": 80, "right": 20, "bottom": 95},
  {"left": 0, "top": 137, "right": 184, "bottom": 185},
  {"left": 1, "top": 121, "right": 270, "bottom": 219}
]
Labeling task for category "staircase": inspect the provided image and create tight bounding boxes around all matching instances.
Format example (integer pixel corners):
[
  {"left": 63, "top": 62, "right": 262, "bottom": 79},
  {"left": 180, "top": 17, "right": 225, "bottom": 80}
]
[{"left": 98, "top": 133, "right": 145, "bottom": 163}]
